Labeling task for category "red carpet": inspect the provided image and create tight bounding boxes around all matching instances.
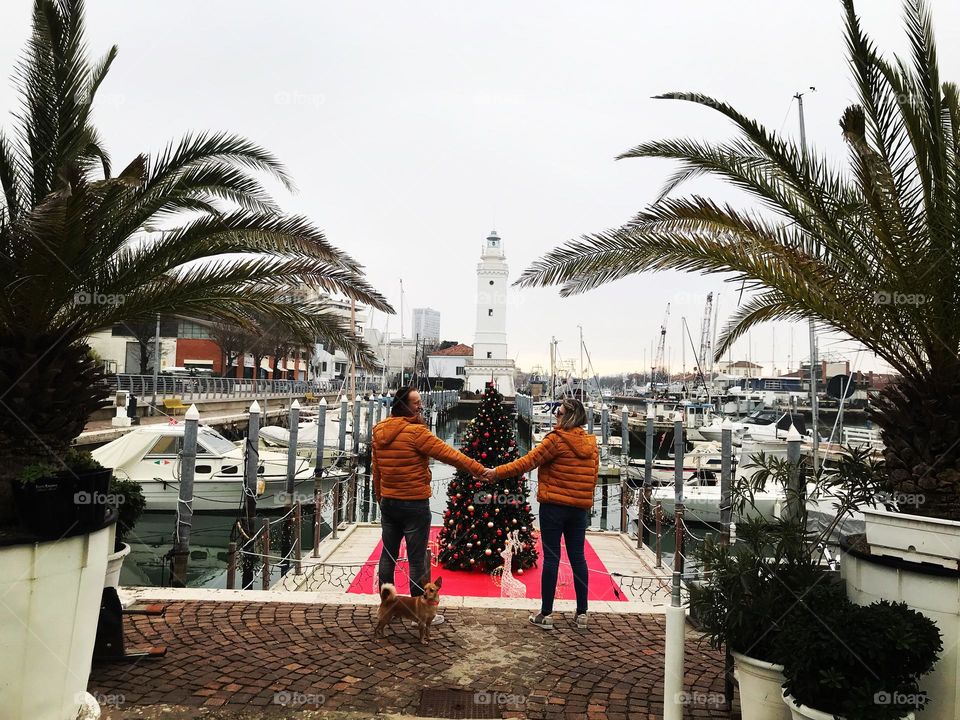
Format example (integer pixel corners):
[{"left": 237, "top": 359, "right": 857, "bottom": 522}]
[{"left": 347, "top": 526, "right": 626, "bottom": 601}]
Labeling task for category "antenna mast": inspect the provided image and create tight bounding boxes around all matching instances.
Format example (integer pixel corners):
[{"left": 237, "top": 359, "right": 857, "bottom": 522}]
[{"left": 653, "top": 303, "right": 670, "bottom": 389}]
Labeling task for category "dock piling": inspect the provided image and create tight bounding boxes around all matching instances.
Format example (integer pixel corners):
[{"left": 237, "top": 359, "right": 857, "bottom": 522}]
[
  {"left": 261, "top": 518, "right": 271, "bottom": 591},
  {"left": 171, "top": 404, "right": 199, "bottom": 587}
]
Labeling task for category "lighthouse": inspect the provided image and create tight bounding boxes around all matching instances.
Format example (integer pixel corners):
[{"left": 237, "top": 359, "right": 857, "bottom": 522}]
[{"left": 464, "top": 230, "right": 515, "bottom": 395}]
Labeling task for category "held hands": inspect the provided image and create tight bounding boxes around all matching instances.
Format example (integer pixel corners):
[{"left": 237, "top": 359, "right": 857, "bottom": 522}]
[{"left": 481, "top": 468, "right": 496, "bottom": 481}]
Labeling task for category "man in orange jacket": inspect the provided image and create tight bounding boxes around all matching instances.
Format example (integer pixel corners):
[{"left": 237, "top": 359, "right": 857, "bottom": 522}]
[{"left": 372, "top": 387, "right": 485, "bottom": 621}]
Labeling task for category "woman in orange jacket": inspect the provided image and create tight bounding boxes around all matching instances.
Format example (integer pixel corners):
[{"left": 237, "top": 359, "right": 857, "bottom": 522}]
[
  {"left": 485, "top": 397, "right": 598, "bottom": 630},
  {"left": 372, "top": 387, "right": 485, "bottom": 622}
]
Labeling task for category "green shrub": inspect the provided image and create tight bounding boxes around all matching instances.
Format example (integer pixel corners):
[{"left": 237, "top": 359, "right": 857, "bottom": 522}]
[
  {"left": 778, "top": 593, "right": 942, "bottom": 720},
  {"left": 109, "top": 476, "right": 146, "bottom": 546}
]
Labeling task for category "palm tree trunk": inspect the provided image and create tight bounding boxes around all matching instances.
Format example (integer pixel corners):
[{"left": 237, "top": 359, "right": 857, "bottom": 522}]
[
  {"left": 0, "top": 336, "right": 107, "bottom": 526},
  {"left": 871, "top": 367, "right": 960, "bottom": 521}
]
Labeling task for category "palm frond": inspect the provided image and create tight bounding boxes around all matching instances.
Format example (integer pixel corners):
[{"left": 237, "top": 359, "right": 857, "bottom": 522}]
[
  {"left": 146, "top": 131, "right": 295, "bottom": 193},
  {"left": 522, "top": 0, "right": 960, "bottom": 380}
]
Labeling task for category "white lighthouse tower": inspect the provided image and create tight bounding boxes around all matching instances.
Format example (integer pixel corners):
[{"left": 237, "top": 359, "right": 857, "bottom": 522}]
[{"left": 464, "top": 230, "right": 515, "bottom": 395}]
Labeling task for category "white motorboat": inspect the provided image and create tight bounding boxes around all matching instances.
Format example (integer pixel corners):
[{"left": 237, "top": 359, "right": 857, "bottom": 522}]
[
  {"left": 92, "top": 423, "right": 321, "bottom": 512},
  {"left": 651, "top": 478, "right": 782, "bottom": 523},
  {"left": 678, "top": 401, "right": 718, "bottom": 442},
  {"left": 699, "top": 408, "right": 804, "bottom": 446},
  {"left": 631, "top": 441, "right": 781, "bottom": 522},
  {"left": 260, "top": 417, "right": 351, "bottom": 449},
  {"left": 628, "top": 441, "right": 729, "bottom": 485}
]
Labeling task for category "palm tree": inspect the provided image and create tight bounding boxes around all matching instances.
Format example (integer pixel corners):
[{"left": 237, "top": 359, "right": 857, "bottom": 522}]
[
  {"left": 517, "top": 0, "right": 960, "bottom": 520},
  {"left": 0, "top": 0, "right": 392, "bottom": 525}
]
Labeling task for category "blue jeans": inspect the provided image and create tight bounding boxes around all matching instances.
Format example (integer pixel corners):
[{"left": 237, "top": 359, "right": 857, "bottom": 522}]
[
  {"left": 539, "top": 502, "right": 589, "bottom": 616},
  {"left": 378, "top": 498, "right": 432, "bottom": 597}
]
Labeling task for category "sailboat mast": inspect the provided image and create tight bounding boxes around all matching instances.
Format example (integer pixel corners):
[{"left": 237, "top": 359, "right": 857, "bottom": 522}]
[
  {"left": 399, "top": 279, "right": 405, "bottom": 387},
  {"left": 796, "top": 90, "right": 820, "bottom": 471},
  {"left": 579, "top": 325, "right": 584, "bottom": 398},
  {"left": 349, "top": 299, "right": 357, "bottom": 398}
]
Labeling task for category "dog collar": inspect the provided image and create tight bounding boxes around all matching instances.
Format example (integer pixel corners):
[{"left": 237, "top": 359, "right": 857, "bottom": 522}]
[{"left": 425, "top": 599, "right": 440, "bottom": 606}]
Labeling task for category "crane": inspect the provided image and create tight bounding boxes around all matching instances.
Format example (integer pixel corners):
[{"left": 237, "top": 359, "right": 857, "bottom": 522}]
[
  {"left": 696, "top": 292, "right": 714, "bottom": 388},
  {"left": 652, "top": 303, "right": 670, "bottom": 387}
]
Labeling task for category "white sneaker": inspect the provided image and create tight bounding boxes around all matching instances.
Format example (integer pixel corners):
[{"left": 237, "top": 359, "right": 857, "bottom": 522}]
[
  {"left": 410, "top": 614, "right": 445, "bottom": 628},
  {"left": 574, "top": 613, "right": 588, "bottom": 629},
  {"left": 529, "top": 613, "right": 554, "bottom": 630}
]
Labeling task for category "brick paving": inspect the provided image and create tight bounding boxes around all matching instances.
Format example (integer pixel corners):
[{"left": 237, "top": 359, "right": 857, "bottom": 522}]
[{"left": 89, "top": 601, "right": 737, "bottom": 719}]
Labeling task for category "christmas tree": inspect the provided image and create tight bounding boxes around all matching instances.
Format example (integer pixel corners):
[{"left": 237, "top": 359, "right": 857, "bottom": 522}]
[{"left": 437, "top": 382, "right": 538, "bottom": 572}]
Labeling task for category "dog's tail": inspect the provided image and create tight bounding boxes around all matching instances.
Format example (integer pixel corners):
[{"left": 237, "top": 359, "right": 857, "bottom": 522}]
[{"left": 379, "top": 583, "right": 397, "bottom": 602}]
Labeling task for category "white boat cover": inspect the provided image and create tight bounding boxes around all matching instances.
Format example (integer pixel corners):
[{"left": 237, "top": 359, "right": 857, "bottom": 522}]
[{"left": 92, "top": 428, "right": 164, "bottom": 470}]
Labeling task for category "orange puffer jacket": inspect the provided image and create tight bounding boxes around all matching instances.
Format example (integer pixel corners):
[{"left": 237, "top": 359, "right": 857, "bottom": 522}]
[
  {"left": 492, "top": 427, "right": 598, "bottom": 510},
  {"left": 372, "top": 416, "right": 486, "bottom": 501}
]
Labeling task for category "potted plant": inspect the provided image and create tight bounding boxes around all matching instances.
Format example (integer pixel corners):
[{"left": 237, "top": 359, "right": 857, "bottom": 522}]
[
  {"left": 104, "top": 477, "right": 146, "bottom": 588},
  {"left": 13, "top": 448, "right": 112, "bottom": 540},
  {"left": 691, "top": 516, "right": 845, "bottom": 720},
  {"left": 777, "top": 590, "right": 942, "bottom": 720},
  {"left": 690, "top": 448, "right": 879, "bottom": 720}
]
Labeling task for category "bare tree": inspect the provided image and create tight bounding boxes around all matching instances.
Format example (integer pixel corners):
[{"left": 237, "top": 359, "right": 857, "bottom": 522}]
[{"left": 209, "top": 322, "right": 249, "bottom": 378}]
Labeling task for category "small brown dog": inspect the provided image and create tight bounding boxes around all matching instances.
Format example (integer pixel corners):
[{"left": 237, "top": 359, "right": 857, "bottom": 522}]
[{"left": 374, "top": 577, "right": 443, "bottom": 644}]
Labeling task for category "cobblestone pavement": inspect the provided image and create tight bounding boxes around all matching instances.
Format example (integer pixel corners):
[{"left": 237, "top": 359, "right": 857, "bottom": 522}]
[{"left": 90, "top": 602, "right": 738, "bottom": 719}]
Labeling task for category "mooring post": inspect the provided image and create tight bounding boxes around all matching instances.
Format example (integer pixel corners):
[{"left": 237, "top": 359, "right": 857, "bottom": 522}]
[
  {"left": 314, "top": 398, "right": 328, "bottom": 477},
  {"left": 312, "top": 488, "right": 322, "bottom": 557},
  {"left": 282, "top": 400, "right": 300, "bottom": 577},
  {"left": 338, "top": 396, "right": 348, "bottom": 455},
  {"left": 673, "top": 412, "right": 685, "bottom": 575},
  {"left": 294, "top": 501, "right": 302, "bottom": 575},
  {"left": 720, "top": 419, "right": 733, "bottom": 547},
  {"left": 655, "top": 502, "right": 663, "bottom": 568},
  {"left": 171, "top": 404, "right": 199, "bottom": 587},
  {"left": 242, "top": 400, "right": 261, "bottom": 590},
  {"left": 261, "top": 518, "right": 271, "bottom": 591},
  {"left": 643, "top": 404, "right": 655, "bottom": 548}
]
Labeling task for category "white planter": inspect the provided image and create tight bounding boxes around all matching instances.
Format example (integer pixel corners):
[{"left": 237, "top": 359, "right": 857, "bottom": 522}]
[
  {"left": 862, "top": 507, "right": 960, "bottom": 571},
  {"left": 782, "top": 690, "right": 914, "bottom": 720},
  {"left": 844, "top": 511, "right": 960, "bottom": 720},
  {"left": 103, "top": 542, "right": 130, "bottom": 589},
  {"left": 731, "top": 651, "right": 790, "bottom": 720},
  {"left": 0, "top": 525, "right": 112, "bottom": 720}
]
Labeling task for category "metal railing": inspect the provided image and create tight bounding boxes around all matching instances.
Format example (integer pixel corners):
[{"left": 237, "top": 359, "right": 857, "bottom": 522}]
[{"left": 107, "top": 374, "right": 385, "bottom": 402}]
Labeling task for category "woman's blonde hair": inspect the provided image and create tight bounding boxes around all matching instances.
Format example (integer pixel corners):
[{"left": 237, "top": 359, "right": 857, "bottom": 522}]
[{"left": 556, "top": 397, "right": 587, "bottom": 429}]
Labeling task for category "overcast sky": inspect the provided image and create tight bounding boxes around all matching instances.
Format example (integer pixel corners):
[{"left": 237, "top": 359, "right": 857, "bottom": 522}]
[{"left": 3, "top": 1, "right": 959, "bottom": 376}]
